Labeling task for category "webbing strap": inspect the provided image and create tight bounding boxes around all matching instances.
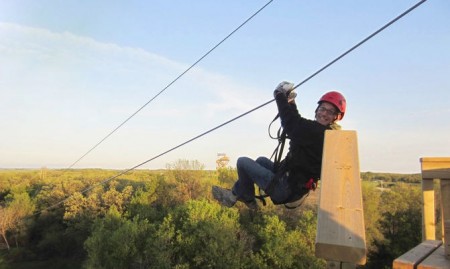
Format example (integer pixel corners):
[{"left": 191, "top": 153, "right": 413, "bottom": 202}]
[
  {"left": 255, "top": 192, "right": 269, "bottom": 206},
  {"left": 272, "top": 128, "right": 287, "bottom": 173},
  {"left": 284, "top": 192, "right": 309, "bottom": 209}
]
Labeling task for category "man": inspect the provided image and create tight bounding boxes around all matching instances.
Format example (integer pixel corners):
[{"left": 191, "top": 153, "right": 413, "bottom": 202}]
[{"left": 212, "top": 81, "right": 346, "bottom": 209}]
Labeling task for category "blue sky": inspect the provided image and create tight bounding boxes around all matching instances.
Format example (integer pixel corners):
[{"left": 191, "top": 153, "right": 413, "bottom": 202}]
[{"left": 1, "top": 0, "right": 449, "bottom": 173}]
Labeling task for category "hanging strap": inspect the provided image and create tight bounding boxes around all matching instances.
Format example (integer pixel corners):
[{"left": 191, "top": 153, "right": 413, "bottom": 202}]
[
  {"left": 268, "top": 112, "right": 288, "bottom": 172},
  {"left": 257, "top": 115, "right": 289, "bottom": 207},
  {"left": 255, "top": 190, "right": 269, "bottom": 206},
  {"left": 272, "top": 128, "right": 287, "bottom": 173}
]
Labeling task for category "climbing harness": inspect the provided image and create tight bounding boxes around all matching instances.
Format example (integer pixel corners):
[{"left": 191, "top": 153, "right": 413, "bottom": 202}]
[
  {"left": 254, "top": 108, "right": 288, "bottom": 207},
  {"left": 255, "top": 99, "right": 316, "bottom": 209}
]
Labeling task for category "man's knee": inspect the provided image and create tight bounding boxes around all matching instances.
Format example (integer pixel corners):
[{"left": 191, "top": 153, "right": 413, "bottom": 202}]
[
  {"left": 255, "top": 156, "right": 267, "bottom": 163},
  {"left": 237, "top": 156, "right": 251, "bottom": 168}
]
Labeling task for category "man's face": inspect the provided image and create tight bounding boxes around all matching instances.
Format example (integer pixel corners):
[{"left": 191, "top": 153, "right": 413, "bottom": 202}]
[{"left": 315, "top": 102, "right": 338, "bottom": 126}]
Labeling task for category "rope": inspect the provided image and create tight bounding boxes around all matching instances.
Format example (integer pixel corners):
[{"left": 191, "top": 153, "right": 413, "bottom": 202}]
[
  {"left": 37, "top": 0, "right": 427, "bottom": 215},
  {"left": 67, "top": 0, "right": 274, "bottom": 169}
]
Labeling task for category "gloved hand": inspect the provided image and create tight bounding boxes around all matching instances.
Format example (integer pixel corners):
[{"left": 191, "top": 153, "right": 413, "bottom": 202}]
[
  {"left": 273, "top": 81, "right": 294, "bottom": 98},
  {"left": 287, "top": 91, "right": 297, "bottom": 103}
]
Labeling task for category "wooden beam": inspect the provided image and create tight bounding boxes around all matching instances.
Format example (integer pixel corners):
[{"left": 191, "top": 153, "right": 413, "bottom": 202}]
[
  {"left": 326, "top": 261, "right": 356, "bottom": 269},
  {"left": 420, "top": 157, "right": 450, "bottom": 256},
  {"left": 440, "top": 179, "right": 450, "bottom": 259},
  {"left": 422, "top": 179, "right": 436, "bottom": 241},
  {"left": 417, "top": 245, "right": 450, "bottom": 269},
  {"left": 315, "top": 130, "right": 366, "bottom": 265},
  {"left": 420, "top": 157, "right": 450, "bottom": 180},
  {"left": 393, "top": 240, "right": 442, "bottom": 269}
]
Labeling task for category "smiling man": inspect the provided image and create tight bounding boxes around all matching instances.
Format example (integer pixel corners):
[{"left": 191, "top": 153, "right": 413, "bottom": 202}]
[{"left": 213, "top": 82, "right": 346, "bottom": 210}]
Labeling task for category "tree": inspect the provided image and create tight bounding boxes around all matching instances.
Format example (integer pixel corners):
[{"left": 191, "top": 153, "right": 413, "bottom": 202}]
[
  {"left": 296, "top": 209, "right": 318, "bottom": 249},
  {"left": 101, "top": 182, "right": 133, "bottom": 213},
  {"left": 127, "top": 181, "right": 160, "bottom": 220},
  {"left": 0, "top": 206, "right": 13, "bottom": 250},
  {"left": 217, "top": 167, "right": 238, "bottom": 186},
  {"left": 141, "top": 214, "right": 176, "bottom": 268},
  {"left": 166, "top": 159, "right": 207, "bottom": 203},
  {"left": 361, "top": 182, "right": 383, "bottom": 253},
  {"left": 251, "top": 214, "right": 324, "bottom": 269},
  {"left": 84, "top": 206, "right": 150, "bottom": 269},
  {"left": 172, "top": 200, "right": 251, "bottom": 268},
  {"left": 0, "top": 191, "right": 35, "bottom": 250},
  {"left": 370, "top": 183, "right": 422, "bottom": 268}
]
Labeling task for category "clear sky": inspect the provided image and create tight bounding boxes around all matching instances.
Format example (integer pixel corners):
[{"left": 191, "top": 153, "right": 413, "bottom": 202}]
[{"left": 1, "top": 0, "right": 449, "bottom": 173}]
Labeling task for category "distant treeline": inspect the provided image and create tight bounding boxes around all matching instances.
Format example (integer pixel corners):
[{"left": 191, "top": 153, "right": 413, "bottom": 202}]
[{"left": 361, "top": 171, "right": 422, "bottom": 184}]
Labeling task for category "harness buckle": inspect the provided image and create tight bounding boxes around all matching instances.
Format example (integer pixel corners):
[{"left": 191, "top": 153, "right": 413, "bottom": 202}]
[{"left": 305, "top": 178, "right": 317, "bottom": 191}]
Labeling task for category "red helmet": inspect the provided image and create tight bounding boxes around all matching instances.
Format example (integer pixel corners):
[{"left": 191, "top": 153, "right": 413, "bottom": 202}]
[{"left": 318, "top": 91, "right": 346, "bottom": 120}]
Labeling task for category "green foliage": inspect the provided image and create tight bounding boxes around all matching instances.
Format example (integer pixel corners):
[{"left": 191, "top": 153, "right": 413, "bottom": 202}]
[
  {"left": 127, "top": 182, "right": 160, "bottom": 220},
  {"left": 166, "top": 159, "right": 208, "bottom": 203},
  {"left": 361, "top": 172, "right": 421, "bottom": 184},
  {"left": 172, "top": 200, "right": 250, "bottom": 269},
  {"left": 251, "top": 214, "right": 324, "bottom": 269},
  {"left": 29, "top": 212, "right": 80, "bottom": 259},
  {"left": 361, "top": 182, "right": 383, "bottom": 253},
  {"left": 380, "top": 184, "right": 422, "bottom": 253},
  {"left": 366, "top": 183, "right": 422, "bottom": 268},
  {"left": 0, "top": 190, "right": 35, "bottom": 251},
  {"left": 296, "top": 209, "right": 318, "bottom": 249},
  {"left": 143, "top": 214, "right": 176, "bottom": 268},
  {"left": 85, "top": 206, "right": 136, "bottom": 269},
  {"left": 217, "top": 167, "right": 238, "bottom": 187},
  {"left": 0, "top": 168, "right": 428, "bottom": 268},
  {"left": 84, "top": 206, "right": 179, "bottom": 269}
]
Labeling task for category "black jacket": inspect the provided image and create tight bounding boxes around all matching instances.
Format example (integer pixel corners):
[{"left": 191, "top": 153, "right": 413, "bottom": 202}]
[{"left": 275, "top": 93, "right": 331, "bottom": 193}]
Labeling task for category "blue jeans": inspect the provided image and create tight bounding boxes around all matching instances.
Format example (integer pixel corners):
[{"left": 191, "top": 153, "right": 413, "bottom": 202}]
[{"left": 232, "top": 156, "right": 292, "bottom": 203}]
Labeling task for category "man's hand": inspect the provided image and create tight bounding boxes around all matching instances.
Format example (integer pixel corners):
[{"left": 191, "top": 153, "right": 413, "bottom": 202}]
[
  {"left": 273, "top": 81, "right": 294, "bottom": 98},
  {"left": 274, "top": 81, "right": 296, "bottom": 103},
  {"left": 287, "top": 91, "right": 297, "bottom": 103}
]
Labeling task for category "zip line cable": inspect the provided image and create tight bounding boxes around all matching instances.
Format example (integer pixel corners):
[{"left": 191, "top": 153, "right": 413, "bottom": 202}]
[
  {"left": 292, "top": 0, "right": 427, "bottom": 91},
  {"left": 37, "top": 100, "right": 273, "bottom": 213},
  {"left": 38, "top": 0, "right": 427, "bottom": 214},
  {"left": 271, "top": 0, "right": 427, "bottom": 130},
  {"left": 67, "top": 0, "right": 274, "bottom": 169}
]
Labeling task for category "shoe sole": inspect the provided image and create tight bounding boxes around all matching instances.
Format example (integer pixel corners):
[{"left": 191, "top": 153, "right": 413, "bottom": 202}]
[{"left": 212, "top": 186, "right": 236, "bottom": 207}]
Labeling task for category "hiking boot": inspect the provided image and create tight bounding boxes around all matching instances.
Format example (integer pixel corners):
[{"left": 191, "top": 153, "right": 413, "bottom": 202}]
[{"left": 212, "top": 186, "right": 237, "bottom": 207}]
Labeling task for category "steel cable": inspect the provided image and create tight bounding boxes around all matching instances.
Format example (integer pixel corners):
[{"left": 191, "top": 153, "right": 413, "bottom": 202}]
[{"left": 67, "top": 0, "right": 274, "bottom": 169}]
